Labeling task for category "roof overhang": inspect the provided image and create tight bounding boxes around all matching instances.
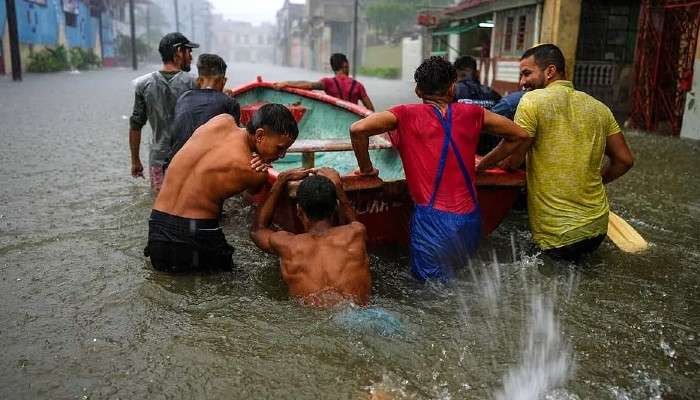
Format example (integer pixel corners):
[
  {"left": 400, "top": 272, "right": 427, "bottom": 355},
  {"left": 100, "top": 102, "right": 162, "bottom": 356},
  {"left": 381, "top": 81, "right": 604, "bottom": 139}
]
[
  {"left": 446, "top": 0, "right": 541, "bottom": 19},
  {"left": 432, "top": 21, "right": 481, "bottom": 36}
]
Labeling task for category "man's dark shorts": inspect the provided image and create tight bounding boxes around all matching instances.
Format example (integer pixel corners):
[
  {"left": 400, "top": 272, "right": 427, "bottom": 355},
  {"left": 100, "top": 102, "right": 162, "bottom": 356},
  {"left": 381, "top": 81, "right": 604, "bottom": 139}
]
[
  {"left": 146, "top": 210, "right": 233, "bottom": 272},
  {"left": 545, "top": 234, "right": 606, "bottom": 262}
]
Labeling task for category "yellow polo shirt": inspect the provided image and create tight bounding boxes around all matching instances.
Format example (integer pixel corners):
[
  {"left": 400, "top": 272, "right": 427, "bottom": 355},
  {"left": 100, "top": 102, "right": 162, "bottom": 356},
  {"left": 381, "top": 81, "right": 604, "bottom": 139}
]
[{"left": 514, "top": 80, "right": 620, "bottom": 250}]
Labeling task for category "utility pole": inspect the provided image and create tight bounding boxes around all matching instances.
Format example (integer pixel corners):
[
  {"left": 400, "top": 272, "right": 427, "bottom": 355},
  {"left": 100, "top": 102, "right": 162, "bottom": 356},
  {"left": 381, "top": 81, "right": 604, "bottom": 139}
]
[
  {"left": 129, "top": 0, "right": 138, "bottom": 70},
  {"left": 5, "top": 0, "right": 22, "bottom": 81},
  {"left": 98, "top": 9, "right": 104, "bottom": 61},
  {"left": 174, "top": 0, "right": 180, "bottom": 32},
  {"left": 352, "top": 0, "right": 358, "bottom": 77}
]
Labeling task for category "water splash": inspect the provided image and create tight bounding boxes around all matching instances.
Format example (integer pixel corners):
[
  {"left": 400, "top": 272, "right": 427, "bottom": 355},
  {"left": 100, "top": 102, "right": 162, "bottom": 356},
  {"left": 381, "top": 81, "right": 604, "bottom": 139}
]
[
  {"left": 457, "top": 242, "right": 576, "bottom": 400},
  {"left": 494, "top": 293, "right": 575, "bottom": 400}
]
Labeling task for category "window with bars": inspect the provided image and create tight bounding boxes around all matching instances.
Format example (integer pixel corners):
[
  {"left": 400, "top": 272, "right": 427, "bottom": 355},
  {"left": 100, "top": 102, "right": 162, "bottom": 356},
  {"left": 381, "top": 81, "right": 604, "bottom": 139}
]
[
  {"left": 503, "top": 17, "right": 514, "bottom": 52},
  {"left": 516, "top": 15, "right": 527, "bottom": 50},
  {"left": 496, "top": 6, "right": 536, "bottom": 57}
]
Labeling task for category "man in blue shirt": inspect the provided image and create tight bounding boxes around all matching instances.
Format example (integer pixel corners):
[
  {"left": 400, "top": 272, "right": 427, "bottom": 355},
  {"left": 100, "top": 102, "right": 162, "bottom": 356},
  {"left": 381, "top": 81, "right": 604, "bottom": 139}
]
[
  {"left": 453, "top": 55, "right": 501, "bottom": 107},
  {"left": 167, "top": 53, "right": 240, "bottom": 164},
  {"left": 491, "top": 90, "right": 525, "bottom": 120}
]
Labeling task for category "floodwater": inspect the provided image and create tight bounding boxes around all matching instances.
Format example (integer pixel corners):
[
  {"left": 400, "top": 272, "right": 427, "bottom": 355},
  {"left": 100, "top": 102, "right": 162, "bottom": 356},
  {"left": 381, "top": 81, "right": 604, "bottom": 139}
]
[{"left": 0, "top": 65, "right": 698, "bottom": 399}]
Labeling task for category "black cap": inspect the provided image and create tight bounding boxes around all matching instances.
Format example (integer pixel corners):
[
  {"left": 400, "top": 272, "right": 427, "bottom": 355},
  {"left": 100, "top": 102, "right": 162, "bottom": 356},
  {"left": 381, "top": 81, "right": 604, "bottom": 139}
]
[{"left": 159, "top": 32, "right": 200, "bottom": 53}]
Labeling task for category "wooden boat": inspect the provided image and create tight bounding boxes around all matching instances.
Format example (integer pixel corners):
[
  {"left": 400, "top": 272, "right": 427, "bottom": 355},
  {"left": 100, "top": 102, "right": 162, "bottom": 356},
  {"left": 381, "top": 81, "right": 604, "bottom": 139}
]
[{"left": 230, "top": 77, "right": 525, "bottom": 247}]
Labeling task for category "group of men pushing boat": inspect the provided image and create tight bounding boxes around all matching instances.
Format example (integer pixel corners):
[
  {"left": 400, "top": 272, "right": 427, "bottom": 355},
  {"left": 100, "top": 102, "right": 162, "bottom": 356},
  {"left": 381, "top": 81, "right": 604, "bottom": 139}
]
[{"left": 130, "top": 32, "right": 634, "bottom": 307}]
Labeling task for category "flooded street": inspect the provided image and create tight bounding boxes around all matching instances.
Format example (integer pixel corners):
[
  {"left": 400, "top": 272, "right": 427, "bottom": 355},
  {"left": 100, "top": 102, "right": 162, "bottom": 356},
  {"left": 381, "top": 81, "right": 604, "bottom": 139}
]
[{"left": 0, "top": 65, "right": 698, "bottom": 399}]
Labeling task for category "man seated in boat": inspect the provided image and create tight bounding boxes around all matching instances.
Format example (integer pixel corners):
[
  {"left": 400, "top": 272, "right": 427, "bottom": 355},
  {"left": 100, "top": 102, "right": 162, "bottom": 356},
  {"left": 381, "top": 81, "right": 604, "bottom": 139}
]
[
  {"left": 349, "top": 56, "right": 529, "bottom": 281},
  {"left": 250, "top": 168, "right": 371, "bottom": 307},
  {"left": 166, "top": 53, "right": 240, "bottom": 167},
  {"left": 146, "top": 103, "right": 299, "bottom": 272},
  {"left": 272, "top": 53, "right": 375, "bottom": 111}
]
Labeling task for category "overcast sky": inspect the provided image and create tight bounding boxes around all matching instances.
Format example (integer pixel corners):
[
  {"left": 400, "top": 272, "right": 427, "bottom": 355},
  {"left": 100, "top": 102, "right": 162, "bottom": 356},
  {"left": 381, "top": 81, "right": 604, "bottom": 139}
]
[{"left": 208, "top": 0, "right": 304, "bottom": 25}]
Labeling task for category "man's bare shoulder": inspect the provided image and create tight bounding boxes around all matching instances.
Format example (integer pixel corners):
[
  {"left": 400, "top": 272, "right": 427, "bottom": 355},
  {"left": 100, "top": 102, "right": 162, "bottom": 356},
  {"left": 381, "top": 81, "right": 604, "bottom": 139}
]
[
  {"left": 268, "top": 230, "right": 300, "bottom": 254},
  {"left": 329, "top": 222, "right": 367, "bottom": 241},
  {"left": 205, "top": 113, "right": 238, "bottom": 130}
]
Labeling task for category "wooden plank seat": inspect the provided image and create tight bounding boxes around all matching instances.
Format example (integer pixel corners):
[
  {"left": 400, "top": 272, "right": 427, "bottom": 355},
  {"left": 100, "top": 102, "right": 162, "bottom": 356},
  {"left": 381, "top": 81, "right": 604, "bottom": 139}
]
[
  {"left": 287, "top": 136, "right": 394, "bottom": 168},
  {"left": 287, "top": 136, "right": 393, "bottom": 153}
]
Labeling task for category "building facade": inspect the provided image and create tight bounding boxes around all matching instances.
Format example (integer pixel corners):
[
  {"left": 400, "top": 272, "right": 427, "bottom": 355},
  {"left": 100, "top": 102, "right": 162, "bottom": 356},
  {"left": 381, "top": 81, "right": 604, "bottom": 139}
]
[
  {"left": 275, "top": 0, "right": 304, "bottom": 67},
  {"left": 274, "top": 0, "right": 367, "bottom": 72},
  {"left": 1, "top": 0, "right": 214, "bottom": 75},
  {"left": 420, "top": 0, "right": 700, "bottom": 138},
  {"left": 1, "top": 0, "right": 113, "bottom": 74},
  {"left": 210, "top": 17, "right": 275, "bottom": 65}
]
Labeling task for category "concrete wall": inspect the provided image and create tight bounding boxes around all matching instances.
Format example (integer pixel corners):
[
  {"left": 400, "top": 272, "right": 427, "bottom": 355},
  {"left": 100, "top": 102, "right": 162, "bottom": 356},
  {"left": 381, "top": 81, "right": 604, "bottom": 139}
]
[
  {"left": 539, "top": 0, "right": 582, "bottom": 80},
  {"left": 680, "top": 26, "right": 700, "bottom": 140},
  {"left": 363, "top": 45, "right": 401, "bottom": 69},
  {"left": 401, "top": 36, "right": 422, "bottom": 82}
]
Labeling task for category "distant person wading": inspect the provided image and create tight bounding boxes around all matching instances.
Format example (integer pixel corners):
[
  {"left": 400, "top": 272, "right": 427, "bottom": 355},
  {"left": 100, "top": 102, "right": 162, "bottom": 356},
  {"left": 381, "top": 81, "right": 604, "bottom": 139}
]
[{"left": 273, "top": 53, "right": 375, "bottom": 111}]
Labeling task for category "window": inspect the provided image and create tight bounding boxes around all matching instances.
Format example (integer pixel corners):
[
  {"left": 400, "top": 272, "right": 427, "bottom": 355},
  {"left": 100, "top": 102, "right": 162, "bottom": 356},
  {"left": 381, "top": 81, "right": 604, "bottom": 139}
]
[
  {"left": 503, "top": 17, "right": 514, "bottom": 52},
  {"left": 65, "top": 12, "right": 77, "bottom": 27},
  {"left": 497, "top": 6, "right": 537, "bottom": 56},
  {"left": 516, "top": 15, "right": 527, "bottom": 50},
  {"left": 431, "top": 35, "right": 447, "bottom": 56}
]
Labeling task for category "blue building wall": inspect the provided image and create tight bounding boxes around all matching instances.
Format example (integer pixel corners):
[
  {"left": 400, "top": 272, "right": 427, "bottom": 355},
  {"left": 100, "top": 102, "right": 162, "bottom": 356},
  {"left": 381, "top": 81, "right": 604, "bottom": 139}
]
[
  {"left": 1, "top": 1, "right": 6, "bottom": 37},
  {"left": 100, "top": 12, "right": 115, "bottom": 58},
  {"left": 16, "top": 0, "right": 61, "bottom": 45},
  {"left": 64, "top": 1, "right": 93, "bottom": 48},
  {"left": 2, "top": 0, "right": 116, "bottom": 68}
]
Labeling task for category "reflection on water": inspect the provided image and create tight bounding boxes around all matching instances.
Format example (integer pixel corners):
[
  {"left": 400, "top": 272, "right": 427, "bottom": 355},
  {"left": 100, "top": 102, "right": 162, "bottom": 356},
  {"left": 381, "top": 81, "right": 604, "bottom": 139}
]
[{"left": 0, "top": 70, "right": 699, "bottom": 399}]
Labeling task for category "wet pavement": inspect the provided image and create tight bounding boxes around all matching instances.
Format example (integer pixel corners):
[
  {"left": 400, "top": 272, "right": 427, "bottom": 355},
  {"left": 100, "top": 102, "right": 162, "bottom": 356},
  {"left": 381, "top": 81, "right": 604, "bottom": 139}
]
[{"left": 0, "top": 64, "right": 698, "bottom": 399}]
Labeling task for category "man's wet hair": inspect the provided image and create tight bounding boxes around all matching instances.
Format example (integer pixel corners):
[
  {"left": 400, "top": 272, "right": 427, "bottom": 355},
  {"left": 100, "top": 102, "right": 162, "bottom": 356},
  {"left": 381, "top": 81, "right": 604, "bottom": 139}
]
[
  {"left": 246, "top": 103, "right": 299, "bottom": 139},
  {"left": 521, "top": 44, "right": 566, "bottom": 75},
  {"left": 414, "top": 56, "right": 457, "bottom": 96},
  {"left": 297, "top": 175, "right": 337, "bottom": 221},
  {"left": 330, "top": 53, "right": 349, "bottom": 72},
  {"left": 454, "top": 55, "right": 477, "bottom": 72},
  {"left": 197, "top": 54, "right": 227, "bottom": 77}
]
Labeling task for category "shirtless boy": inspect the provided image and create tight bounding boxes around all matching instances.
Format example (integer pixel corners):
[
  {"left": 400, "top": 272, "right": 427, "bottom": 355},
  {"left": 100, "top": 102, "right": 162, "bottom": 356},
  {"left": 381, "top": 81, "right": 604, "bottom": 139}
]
[
  {"left": 250, "top": 168, "right": 371, "bottom": 307},
  {"left": 146, "top": 103, "right": 299, "bottom": 272}
]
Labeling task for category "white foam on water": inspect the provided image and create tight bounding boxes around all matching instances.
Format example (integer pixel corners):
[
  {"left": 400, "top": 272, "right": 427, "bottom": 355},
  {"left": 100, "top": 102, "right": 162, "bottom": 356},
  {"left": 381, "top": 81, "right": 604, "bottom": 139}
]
[
  {"left": 494, "top": 293, "right": 575, "bottom": 400},
  {"left": 457, "top": 241, "right": 576, "bottom": 400}
]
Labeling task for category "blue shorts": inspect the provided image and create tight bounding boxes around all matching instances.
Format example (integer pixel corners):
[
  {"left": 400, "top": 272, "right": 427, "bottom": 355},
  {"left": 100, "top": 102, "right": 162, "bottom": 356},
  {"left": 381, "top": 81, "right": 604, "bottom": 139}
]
[{"left": 409, "top": 205, "right": 480, "bottom": 281}]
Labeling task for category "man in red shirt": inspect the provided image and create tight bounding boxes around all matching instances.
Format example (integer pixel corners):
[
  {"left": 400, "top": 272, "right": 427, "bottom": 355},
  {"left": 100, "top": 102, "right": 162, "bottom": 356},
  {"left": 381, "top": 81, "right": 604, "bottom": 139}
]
[
  {"left": 273, "top": 53, "right": 375, "bottom": 111},
  {"left": 349, "top": 57, "right": 528, "bottom": 281}
]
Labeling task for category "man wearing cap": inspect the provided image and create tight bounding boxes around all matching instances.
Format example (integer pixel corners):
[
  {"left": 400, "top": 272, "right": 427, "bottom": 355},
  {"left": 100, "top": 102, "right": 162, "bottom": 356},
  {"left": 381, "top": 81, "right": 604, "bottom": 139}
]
[{"left": 128, "top": 32, "right": 199, "bottom": 192}]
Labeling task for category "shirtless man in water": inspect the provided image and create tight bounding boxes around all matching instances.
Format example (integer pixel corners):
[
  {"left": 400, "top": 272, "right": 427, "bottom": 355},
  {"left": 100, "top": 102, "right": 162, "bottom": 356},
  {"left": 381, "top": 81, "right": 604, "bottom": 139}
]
[
  {"left": 250, "top": 168, "right": 371, "bottom": 306},
  {"left": 147, "top": 103, "right": 299, "bottom": 272}
]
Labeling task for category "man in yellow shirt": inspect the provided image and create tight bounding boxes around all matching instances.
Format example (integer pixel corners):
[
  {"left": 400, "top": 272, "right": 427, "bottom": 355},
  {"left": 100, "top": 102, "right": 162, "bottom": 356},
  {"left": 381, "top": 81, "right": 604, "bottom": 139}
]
[{"left": 503, "top": 44, "right": 634, "bottom": 260}]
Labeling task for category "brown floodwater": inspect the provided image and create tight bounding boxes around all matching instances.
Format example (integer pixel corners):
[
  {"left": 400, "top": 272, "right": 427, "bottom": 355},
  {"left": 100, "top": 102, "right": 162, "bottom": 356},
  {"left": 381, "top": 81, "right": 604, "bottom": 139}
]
[{"left": 0, "top": 65, "right": 698, "bottom": 399}]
